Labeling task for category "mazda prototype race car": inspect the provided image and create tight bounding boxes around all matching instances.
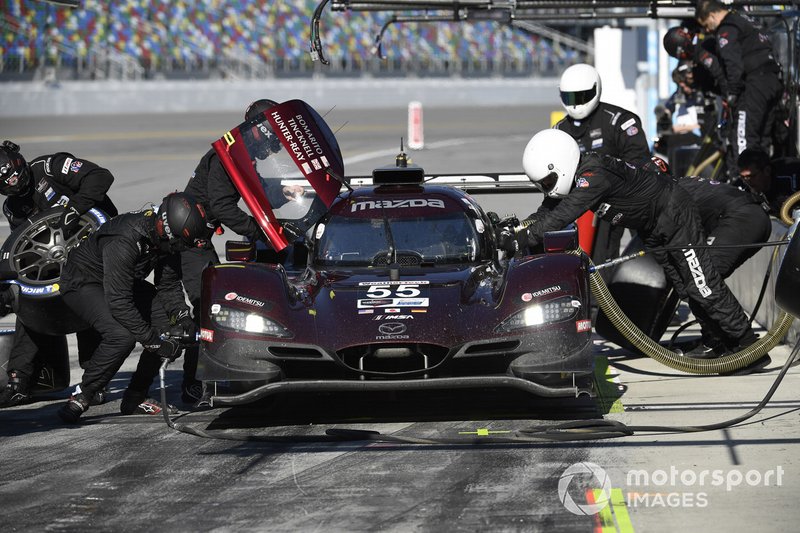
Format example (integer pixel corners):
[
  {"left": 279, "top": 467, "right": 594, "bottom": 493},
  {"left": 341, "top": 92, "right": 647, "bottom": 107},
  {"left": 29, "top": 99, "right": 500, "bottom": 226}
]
[{"left": 196, "top": 100, "right": 595, "bottom": 406}]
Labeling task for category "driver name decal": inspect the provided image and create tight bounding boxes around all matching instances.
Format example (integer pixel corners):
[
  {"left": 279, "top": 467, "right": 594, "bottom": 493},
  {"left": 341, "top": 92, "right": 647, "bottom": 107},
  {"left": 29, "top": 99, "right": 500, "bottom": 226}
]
[
  {"left": 351, "top": 199, "right": 445, "bottom": 212},
  {"left": 271, "top": 111, "right": 327, "bottom": 175}
]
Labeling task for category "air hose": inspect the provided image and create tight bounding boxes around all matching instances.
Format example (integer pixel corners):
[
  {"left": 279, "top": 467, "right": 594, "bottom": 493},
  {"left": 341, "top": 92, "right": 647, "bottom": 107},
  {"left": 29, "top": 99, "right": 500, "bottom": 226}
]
[{"left": 589, "top": 260, "right": 793, "bottom": 374}]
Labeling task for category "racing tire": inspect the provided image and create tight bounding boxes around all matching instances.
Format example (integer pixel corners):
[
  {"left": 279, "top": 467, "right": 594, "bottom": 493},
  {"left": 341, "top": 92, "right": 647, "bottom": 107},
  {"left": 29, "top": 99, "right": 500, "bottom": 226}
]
[{"left": 0, "top": 207, "right": 110, "bottom": 335}]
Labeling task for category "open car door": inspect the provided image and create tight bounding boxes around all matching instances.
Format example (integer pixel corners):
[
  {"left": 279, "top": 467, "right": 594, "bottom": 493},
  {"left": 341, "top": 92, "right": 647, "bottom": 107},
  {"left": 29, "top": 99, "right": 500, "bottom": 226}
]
[{"left": 212, "top": 99, "right": 345, "bottom": 251}]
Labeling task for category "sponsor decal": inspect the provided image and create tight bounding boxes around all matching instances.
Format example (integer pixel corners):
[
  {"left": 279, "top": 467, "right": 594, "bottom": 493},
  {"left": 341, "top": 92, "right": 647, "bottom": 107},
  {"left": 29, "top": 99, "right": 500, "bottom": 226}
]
[
  {"left": 200, "top": 328, "right": 214, "bottom": 342},
  {"left": 411, "top": 309, "right": 427, "bottom": 313},
  {"left": 385, "top": 308, "right": 401, "bottom": 313},
  {"left": 62, "top": 157, "right": 73, "bottom": 174},
  {"left": 70, "top": 160, "right": 83, "bottom": 173},
  {"left": 718, "top": 36, "right": 728, "bottom": 48},
  {"left": 223, "top": 292, "right": 265, "bottom": 307},
  {"left": 626, "top": 126, "right": 639, "bottom": 137},
  {"left": 350, "top": 198, "right": 445, "bottom": 212},
  {"left": 16, "top": 283, "right": 58, "bottom": 296},
  {"left": 620, "top": 118, "right": 636, "bottom": 130},
  {"left": 576, "top": 177, "right": 590, "bottom": 188},
  {"left": 589, "top": 128, "right": 602, "bottom": 138},
  {"left": 683, "top": 249, "right": 712, "bottom": 297},
  {"left": 311, "top": 158, "right": 322, "bottom": 170},
  {"left": 521, "top": 292, "right": 533, "bottom": 302},
  {"left": 611, "top": 213, "right": 624, "bottom": 225},
  {"left": 576, "top": 319, "right": 592, "bottom": 333},
  {"left": 531, "top": 285, "right": 562, "bottom": 298},
  {"left": 374, "top": 314, "right": 414, "bottom": 321},
  {"left": 315, "top": 223, "right": 325, "bottom": 239},
  {"left": 36, "top": 178, "right": 48, "bottom": 193},
  {"left": 703, "top": 56, "right": 713, "bottom": 68},
  {"left": 45, "top": 188, "right": 56, "bottom": 201},
  {"left": 591, "top": 138, "right": 603, "bottom": 149},
  {"left": 359, "top": 281, "right": 430, "bottom": 286},
  {"left": 596, "top": 203, "right": 611, "bottom": 218},
  {"left": 321, "top": 155, "right": 330, "bottom": 167},
  {"left": 358, "top": 298, "right": 394, "bottom": 307},
  {"left": 301, "top": 162, "right": 312, "bottom": 173},
  {"left": 210, "top": 304, "right": 221, "bottom": 314},
  {"left": 358, "top": 309, "right": 374, "bottom": 314}
]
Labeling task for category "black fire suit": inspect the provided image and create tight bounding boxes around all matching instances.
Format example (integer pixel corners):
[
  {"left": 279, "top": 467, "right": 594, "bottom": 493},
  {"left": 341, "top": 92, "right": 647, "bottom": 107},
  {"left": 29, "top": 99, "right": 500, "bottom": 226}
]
[
  {"left": 715, "top": 11, "right": 782, "bottom": 162},
  {"left": 677, "top": 176, "right": 771, "bottom": 345},
  {"left": 555, "top": 102, "right": 651, "bottom": 272},
  {"left": 2, "top": 152, "right": 118, "bottom": 386},
  {"left": 59, "top": 210, "right": 189, "bottom": 399},
  {"left": 526, "top": 153, "right": 756, "bottom": 349}
]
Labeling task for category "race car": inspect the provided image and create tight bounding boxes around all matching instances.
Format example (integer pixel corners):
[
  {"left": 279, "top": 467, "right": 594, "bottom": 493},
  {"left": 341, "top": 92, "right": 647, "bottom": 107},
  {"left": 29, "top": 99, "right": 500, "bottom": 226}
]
[{"left": 196, "top": 99, "right": 594, "bottom": 405}]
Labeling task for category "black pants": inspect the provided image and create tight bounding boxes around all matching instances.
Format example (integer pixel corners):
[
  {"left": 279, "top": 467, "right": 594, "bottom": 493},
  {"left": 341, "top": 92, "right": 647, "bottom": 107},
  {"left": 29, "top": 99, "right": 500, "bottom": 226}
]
[
  {"left": 7, "top": 319, "right": 99, "bottom": 380},
  {"left": 61, "top": 280, "right": 170, "bottom": 398},
  {"left": 728, "top": 73, "right": 783, "bottom": 172},
  {"left": 645, "top": 187, "right": 753, "bottom": 348},
  {"left": 176, "top": 245, "right": 219, "bottom": 384}
]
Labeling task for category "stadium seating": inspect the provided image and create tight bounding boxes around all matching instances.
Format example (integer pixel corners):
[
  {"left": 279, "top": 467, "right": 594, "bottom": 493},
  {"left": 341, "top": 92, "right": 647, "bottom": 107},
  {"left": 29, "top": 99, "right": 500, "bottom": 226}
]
[{"left": 1, "top": 0, "right": 580, "bottom": 78}]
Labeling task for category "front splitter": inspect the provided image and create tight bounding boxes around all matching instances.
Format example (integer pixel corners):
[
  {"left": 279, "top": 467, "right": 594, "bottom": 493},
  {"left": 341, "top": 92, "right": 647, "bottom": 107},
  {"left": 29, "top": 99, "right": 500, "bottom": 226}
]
[{"left": 210, "top": 374, "right": 594, "bottom": 406}]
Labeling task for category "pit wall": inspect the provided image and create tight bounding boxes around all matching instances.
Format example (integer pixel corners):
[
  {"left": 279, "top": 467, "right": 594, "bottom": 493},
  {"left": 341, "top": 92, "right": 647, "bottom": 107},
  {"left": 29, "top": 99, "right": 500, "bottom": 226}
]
[{"left": 727, "top": 218, "right": 799, "bottom": 345}]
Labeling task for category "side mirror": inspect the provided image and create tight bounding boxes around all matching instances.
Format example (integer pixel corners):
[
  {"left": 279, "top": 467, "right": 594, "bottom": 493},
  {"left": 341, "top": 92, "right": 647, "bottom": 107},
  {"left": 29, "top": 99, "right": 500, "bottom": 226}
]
[{"left": 225, "top": 240, "right": 256, "bottom": 262}]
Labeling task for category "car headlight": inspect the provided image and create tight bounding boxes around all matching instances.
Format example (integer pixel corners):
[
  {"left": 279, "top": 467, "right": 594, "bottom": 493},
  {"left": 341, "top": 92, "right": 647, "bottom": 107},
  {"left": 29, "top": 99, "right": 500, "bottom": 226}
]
[
  {"left": 213, "top": 307, "right": 292, "bottom": 338},
  {"left": 495, "top": 296, "right": 581, "bottom": 333}
]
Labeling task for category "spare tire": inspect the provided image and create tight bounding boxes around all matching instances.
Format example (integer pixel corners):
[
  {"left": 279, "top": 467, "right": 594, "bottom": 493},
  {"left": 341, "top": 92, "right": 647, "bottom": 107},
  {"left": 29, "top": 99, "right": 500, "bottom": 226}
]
[{"left": 0, "top": 207, "right": 110, "bottom": 335}]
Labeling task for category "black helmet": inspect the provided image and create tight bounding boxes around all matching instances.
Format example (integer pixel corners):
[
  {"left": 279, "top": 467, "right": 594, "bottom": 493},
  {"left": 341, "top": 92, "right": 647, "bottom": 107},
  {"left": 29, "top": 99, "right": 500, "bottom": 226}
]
[
  {"left": 155, "top": 192, "right": 213, "bottom": 252},
  {"left": 663, "top": 26, "right": 694, "bottom": 60},
  {"left": 243, "top": 99, "right": 281, "bottom": 159},
  {"left": 244, "top": 98, "right": 279, "bottom": 121},
  {"left": 0, "top": 141, "right": 31, "bottom": 196}
]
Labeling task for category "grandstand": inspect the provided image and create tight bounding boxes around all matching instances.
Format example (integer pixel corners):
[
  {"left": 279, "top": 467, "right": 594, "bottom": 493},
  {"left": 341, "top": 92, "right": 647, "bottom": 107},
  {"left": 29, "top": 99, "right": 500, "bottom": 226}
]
[{"left": 0, "top": 0, "right": 586, "bottom": 81}]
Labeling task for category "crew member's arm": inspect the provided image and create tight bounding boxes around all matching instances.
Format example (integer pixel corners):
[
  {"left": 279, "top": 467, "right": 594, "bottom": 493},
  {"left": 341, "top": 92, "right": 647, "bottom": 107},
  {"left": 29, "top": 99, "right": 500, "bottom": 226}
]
[
  {"left": 154, "top": 252, "right": 192, "bottom": 320},
  {"left": 612, "top": 111, "right": 650, "bottom": 165},
  {"left": 47, "top": 153, "right": 114, "bottom": 214},
  {"left": 715, "top": 23, "right": 744, "bottom": 100},
  {"left": 526, "top": 173, "right": 610, "bottom": 245},
  {"left": 207, "top": 161, "right": 262, "bottom": 240}
]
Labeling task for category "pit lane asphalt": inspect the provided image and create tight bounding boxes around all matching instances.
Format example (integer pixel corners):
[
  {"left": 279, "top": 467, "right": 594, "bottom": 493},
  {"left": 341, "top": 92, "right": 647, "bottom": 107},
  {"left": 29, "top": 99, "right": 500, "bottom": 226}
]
[{"left": 1, "top": 108, "right": 799, "bottom": 532}]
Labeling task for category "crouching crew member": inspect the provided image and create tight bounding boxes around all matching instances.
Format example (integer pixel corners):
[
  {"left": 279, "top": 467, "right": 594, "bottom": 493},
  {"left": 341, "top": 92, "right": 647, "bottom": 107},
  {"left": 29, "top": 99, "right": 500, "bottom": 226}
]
[
  {"left": 0, "top": 140, "right": 118, "bottom": 408},
  {"left": 57, "top": 192, "right": 212, "bottom": 423},
  {"left": 521, "top": 129, "right": 769, "bottom": 374}
]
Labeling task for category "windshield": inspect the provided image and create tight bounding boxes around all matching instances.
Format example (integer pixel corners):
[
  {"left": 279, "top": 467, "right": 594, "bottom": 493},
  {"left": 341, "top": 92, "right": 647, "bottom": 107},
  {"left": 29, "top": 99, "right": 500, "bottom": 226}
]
[{"left": 315, "top": 210, "right": 480, "bottom": 267}]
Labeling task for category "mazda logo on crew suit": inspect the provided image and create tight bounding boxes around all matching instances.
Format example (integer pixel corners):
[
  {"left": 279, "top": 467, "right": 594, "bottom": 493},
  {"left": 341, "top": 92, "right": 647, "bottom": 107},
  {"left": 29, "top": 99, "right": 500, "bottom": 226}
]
[{"left": 378, "top": 322, "right": 406, "bottom": 335}]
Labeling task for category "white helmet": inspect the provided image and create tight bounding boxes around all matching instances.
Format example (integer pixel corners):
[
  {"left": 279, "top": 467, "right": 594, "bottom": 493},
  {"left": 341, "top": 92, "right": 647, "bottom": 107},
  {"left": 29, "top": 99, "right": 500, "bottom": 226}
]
[
  {"left": 522, "top": 129, "right": 580, "bottom": 199},
  {"left": 559, "top": 63, "right": 602, "bottom": 120}
]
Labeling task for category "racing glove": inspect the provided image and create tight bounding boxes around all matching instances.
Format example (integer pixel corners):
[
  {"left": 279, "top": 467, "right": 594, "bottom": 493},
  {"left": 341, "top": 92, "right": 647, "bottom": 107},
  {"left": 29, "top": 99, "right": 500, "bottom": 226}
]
[
  {"left": 151, "top": 337, "right": 183, "bottom": 362},
  {"left": 167, "top": 314, "right": 198, "bottom": 343},
  {"left": 57, "top": 205, "right": 82, "bottom": 237}
]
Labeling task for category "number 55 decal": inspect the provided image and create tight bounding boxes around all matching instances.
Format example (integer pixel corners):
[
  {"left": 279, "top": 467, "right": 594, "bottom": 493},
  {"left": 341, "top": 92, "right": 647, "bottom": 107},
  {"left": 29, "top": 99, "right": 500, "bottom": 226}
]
[{"left": 366, "top": 284, "right": 421, "bottom": 298}]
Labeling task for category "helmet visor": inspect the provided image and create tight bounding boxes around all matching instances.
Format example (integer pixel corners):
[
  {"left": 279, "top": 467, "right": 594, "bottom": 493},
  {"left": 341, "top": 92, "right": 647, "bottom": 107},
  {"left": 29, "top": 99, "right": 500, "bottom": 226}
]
[
  {"left": 560, "top": 85, "right": 597, "bottom": 107},
  {"left": 537, "top": 171, "right": 559, "bottom": 194}
]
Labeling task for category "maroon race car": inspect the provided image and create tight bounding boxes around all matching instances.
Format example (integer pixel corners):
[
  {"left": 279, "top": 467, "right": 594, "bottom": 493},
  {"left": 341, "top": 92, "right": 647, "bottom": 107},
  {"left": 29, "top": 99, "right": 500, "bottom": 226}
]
[{"left": 196, "top": 100, "right": 594, "bottom": 405}]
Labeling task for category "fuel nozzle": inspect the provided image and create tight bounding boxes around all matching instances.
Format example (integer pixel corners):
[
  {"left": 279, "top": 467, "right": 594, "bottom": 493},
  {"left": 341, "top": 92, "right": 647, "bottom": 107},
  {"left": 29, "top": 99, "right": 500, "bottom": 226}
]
[{"left": 396, "top": 138, "right": 408, "bottom": 168}]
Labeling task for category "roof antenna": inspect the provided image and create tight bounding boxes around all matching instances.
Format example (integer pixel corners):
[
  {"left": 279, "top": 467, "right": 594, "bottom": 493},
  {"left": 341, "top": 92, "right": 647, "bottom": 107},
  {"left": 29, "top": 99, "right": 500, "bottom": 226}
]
[{"left": 396, "top": 137, "right": 408, "bottom": 168}]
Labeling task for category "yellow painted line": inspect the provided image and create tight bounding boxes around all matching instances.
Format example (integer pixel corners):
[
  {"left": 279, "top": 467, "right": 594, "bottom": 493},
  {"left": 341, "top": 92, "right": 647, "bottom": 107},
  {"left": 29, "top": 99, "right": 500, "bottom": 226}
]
[
  {"left": 594, "top": 355, "right": 625, "bottom": 414},
  {"left": 457, "top": 428, "right": 512, "bottom": 436},
  {"left": 593, "top": 488, "right": 635, "bottom": 533}
]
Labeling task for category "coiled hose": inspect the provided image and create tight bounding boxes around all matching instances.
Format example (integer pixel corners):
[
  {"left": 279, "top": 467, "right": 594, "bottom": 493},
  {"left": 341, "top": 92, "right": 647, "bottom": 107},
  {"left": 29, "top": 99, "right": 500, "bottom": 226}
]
[
  {"left": 780, "top": 190, "right": 800, "bottom": 225},
  {"left": 589, "top": 260, "right": 793, "bottom": 374}
]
